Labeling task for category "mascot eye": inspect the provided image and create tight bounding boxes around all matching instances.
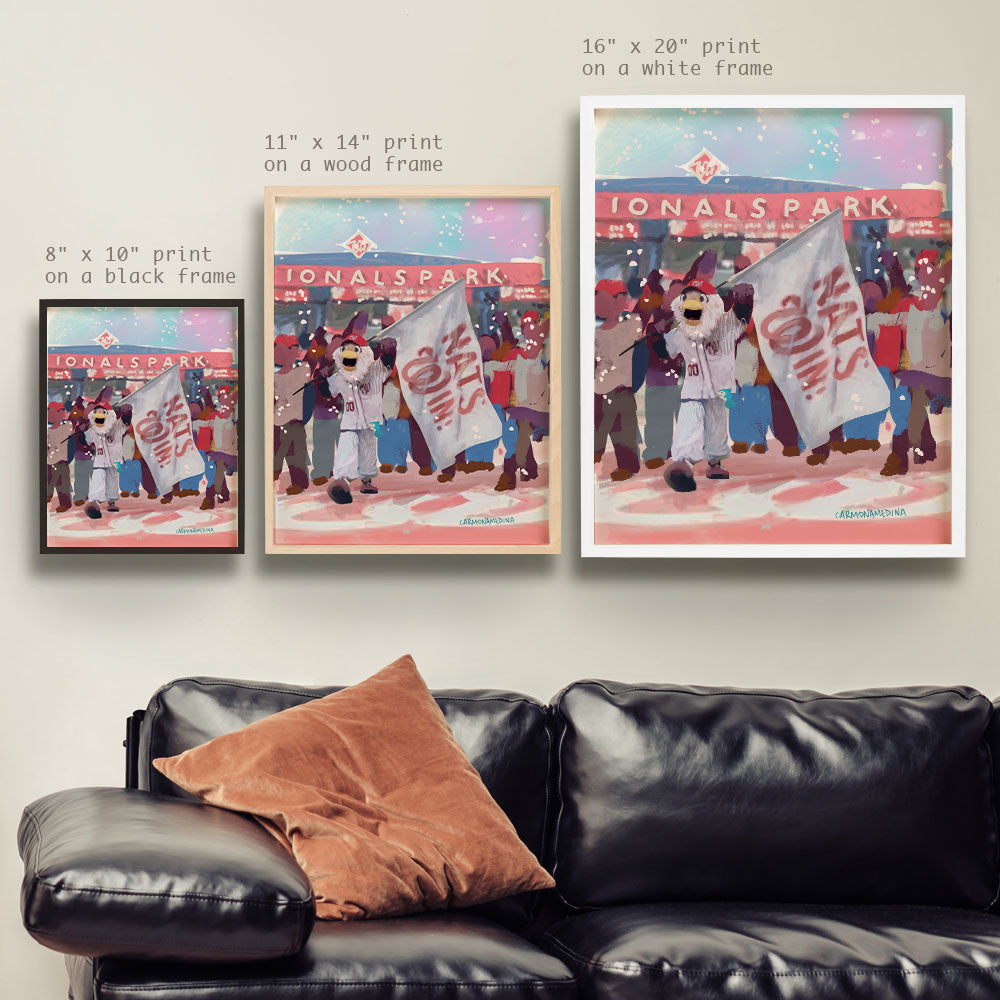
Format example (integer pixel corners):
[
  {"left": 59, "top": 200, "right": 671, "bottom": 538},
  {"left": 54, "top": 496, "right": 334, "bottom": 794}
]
[{"left": 697, "top": 293, "right": 708, "bottom": 305}]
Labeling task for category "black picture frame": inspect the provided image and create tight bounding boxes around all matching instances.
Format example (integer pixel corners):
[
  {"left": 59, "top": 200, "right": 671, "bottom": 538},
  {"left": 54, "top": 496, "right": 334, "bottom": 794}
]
[{"left": 39, "top": 298, "right": 245, "bottom": 555}]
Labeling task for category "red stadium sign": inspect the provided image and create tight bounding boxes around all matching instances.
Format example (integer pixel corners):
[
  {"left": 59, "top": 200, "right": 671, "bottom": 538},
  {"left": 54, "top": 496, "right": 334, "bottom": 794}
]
[
  {"left": 274, "top": 262, "right": 544, "bottom": 290},
  {"left": 47, "top": 351, "right": 234, "bottom": 372},
  {"left": 596, "top": 188, "right": 946, "bottom": 223}
]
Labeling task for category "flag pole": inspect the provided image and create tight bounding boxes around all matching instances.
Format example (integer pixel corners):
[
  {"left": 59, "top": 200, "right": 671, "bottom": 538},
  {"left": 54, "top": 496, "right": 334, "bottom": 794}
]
[{"left": 715, "top": 208, "right": 844, "bottom": 290}]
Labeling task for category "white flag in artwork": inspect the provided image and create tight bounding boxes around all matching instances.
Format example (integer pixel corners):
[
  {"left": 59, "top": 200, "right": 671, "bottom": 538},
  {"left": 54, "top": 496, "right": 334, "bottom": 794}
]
[
  {"left": 736, "top": 209, "right": 890, "bottom": 450},
  {"left": 126, "top": 365, "right": 204, "bottom": 494},
  {"left": 393, "top": 281, "right": 502, "bottom": 469}
]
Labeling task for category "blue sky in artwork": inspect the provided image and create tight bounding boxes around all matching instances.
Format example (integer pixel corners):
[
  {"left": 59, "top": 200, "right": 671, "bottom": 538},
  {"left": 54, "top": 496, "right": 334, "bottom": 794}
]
[
  {"left": 274, "top": 197, "right": 549, "bottom": 260},
  {"left": 46, "top": 306, "right": 238, "bottom": 356},
  {"left": 596, "top": 107, "right": 952, "bottom": 203}
]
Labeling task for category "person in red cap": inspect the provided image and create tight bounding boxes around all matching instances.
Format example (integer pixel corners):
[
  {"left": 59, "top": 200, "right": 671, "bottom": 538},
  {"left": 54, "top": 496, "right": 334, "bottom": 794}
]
[
  {"left": 324, "top": 320, "right": 396, "bottom": 505},
  {"left": 594, "top": 278, "right": 642, "bottom": 481},
  {"left": 273, "top": 333, "right": 311, "bottom": 495},
  {"left": 45, "top": 400, "right": 73, "bottom": 513},
  {"left": 658, "top": 278, "right": 753, "bottom": 492}
]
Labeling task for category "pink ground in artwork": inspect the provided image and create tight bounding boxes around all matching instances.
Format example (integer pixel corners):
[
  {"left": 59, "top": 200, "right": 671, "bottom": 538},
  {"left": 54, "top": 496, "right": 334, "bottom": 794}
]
[
  {"left": 274, "top": 463, "right": 551, "bottom": 548},
  {"left": 45, "top": 491, "right": 239, "bottom": 549},
  {"left": 594, "top": 418, "right": 953, "bottom": 547}
]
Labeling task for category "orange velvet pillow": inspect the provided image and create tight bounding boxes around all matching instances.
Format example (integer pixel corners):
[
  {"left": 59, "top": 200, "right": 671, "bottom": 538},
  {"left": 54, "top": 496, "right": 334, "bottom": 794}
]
[{"left": 153, "top": 655, "right": 554, "bottom": 920}]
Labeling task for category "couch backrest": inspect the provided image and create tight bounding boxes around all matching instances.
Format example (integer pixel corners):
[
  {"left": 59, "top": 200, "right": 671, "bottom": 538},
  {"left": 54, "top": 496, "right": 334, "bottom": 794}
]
[
  {"left": 136, "top": 676, "right": 554, "bottom": 929},
  {"left": 552, "top": 680, "right": 1000, "bottom": 911}
]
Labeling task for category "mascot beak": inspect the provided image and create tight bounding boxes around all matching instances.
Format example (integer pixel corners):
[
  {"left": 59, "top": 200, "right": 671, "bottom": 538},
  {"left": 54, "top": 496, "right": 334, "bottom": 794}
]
[
  {"left": 341, "top": 345, "right": 360, "bottom": 370},
  {"left": 93, "top": 408, "right": 107, "bottom": 427},
  {"left": 682, "top": 293, "right": 706, "bottom": 325}
]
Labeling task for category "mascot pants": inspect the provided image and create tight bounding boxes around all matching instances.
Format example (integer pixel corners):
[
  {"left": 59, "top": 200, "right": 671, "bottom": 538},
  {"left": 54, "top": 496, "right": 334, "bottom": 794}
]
[
  {"left": 333, "top": 429, "right": 378, "bottom": 482},
  {"left": 88, "top": 466, "right": 119, "bottom": 503},
  {"left": 673, "top": 397, "right": 730, "bottom": 465}
]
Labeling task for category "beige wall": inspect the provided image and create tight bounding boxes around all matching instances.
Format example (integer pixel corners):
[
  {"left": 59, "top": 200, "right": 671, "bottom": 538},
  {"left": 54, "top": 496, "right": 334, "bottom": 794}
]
[{"left": 3, "top": 0, "right": 997, "bottom": 992}]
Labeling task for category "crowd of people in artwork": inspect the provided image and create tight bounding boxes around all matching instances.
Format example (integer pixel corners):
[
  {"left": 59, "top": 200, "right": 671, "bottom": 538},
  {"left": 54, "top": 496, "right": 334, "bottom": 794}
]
[
  {"left": 273, "top": 306, "right": 552, "bottom": 500},
  {"left": 594, "top": 247, "right": 952, "bottom": 486},
  {"left": 45, "top": 383, "right": 239, "bottom": 519}
]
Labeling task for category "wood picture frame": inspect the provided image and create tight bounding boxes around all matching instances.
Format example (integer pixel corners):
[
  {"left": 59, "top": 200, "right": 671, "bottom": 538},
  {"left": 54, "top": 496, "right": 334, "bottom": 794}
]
[
  {"left": 265, "top": 186, "right": 561, "bottom": 555},
  {"left": 40, "top": 298, "right": 244, "bottom": 554}
]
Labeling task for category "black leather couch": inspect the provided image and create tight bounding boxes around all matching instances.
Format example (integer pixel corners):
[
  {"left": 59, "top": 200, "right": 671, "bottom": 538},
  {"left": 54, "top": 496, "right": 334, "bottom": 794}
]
[{"left": 18, "top": 677, "right": 1000, "bottom": 1000}]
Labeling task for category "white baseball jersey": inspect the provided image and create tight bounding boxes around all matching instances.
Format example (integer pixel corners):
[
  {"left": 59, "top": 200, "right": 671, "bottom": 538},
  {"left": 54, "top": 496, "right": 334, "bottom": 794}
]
[
  {"left": 328, "top": 363, "right": 388, "bottom": 431},
  {"left": 664, "top": 310, "right": 745, "bottom": 400},
  {"left": 85, "top": 421, "right": 127, "bottom": 469}
]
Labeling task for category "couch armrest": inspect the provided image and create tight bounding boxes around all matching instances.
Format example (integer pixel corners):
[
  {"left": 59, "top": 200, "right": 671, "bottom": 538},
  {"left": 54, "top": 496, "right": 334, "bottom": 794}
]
[{"left": 19, "top": 787, "right": 315, "bottom": 963}]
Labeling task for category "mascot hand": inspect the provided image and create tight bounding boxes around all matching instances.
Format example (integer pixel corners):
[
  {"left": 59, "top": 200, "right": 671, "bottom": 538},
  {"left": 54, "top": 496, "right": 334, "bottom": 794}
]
[
  {"left": 730, "top": 282, "right": 754, "bottom": 322},
  {"left": 377, "top": 336, "right": 397, "bottom": 368}
]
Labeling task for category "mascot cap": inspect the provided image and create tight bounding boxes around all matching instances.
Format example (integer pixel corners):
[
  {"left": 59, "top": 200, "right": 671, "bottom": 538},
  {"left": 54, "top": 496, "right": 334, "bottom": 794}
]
[
  {"left": 341, "top": 330, "right": 369, "bottom": 349},
  {"left": 683, "top": 279, "right": 718, "bottom": 298}
]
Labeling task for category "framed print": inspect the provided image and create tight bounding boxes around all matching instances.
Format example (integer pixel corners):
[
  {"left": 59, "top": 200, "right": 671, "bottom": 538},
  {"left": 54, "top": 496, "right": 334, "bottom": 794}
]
[
  {"left": 265, "top": 186, "right": 560, "bottom": 554},
  {"left": 581, "top": 96, "right": 964, "bottom": 558},
  {"left": 40, "top": 299, "right": 244, "bottom": 553}
]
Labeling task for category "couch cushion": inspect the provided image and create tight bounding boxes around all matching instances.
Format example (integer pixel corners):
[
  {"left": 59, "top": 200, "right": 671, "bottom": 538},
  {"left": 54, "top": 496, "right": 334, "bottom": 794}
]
[
  {"left": 138, "top": 675, "right": 554, "bottom": 929},
  {"left": 92, "top": 912, "right": 577, "bottom": 1000},
  {"left": 543, "top": 902, "right": 1000, "bottom": 1000},
  {"left": 552, "top": 681, "right": 1000, "bottom": 909},
  {"left": 19, "top": 788, "right": 314, "bottom": 963}
]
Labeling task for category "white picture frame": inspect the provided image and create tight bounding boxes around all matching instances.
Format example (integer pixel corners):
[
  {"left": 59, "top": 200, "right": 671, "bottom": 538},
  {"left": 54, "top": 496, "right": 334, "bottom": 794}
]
[{"left": 580, "top": 95, "right": 965, "bottom": 558}]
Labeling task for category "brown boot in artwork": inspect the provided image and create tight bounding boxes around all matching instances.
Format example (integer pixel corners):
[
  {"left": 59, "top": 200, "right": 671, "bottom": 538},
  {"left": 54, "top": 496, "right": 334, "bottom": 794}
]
[
  {"left": 880, "top": 452, "right": 908, "bottom": 476},
  {"left": 644, "top": 457, "right": 666, "bottom": 470},
  {"left": 731, "top": 442, "right": 749, "bottom": 454},
  {"left": 609, "top": 467, "right": 634, "bottom": 482},
  {"left": 880, "top": 435, "right": 909, "bottom": 477}
]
